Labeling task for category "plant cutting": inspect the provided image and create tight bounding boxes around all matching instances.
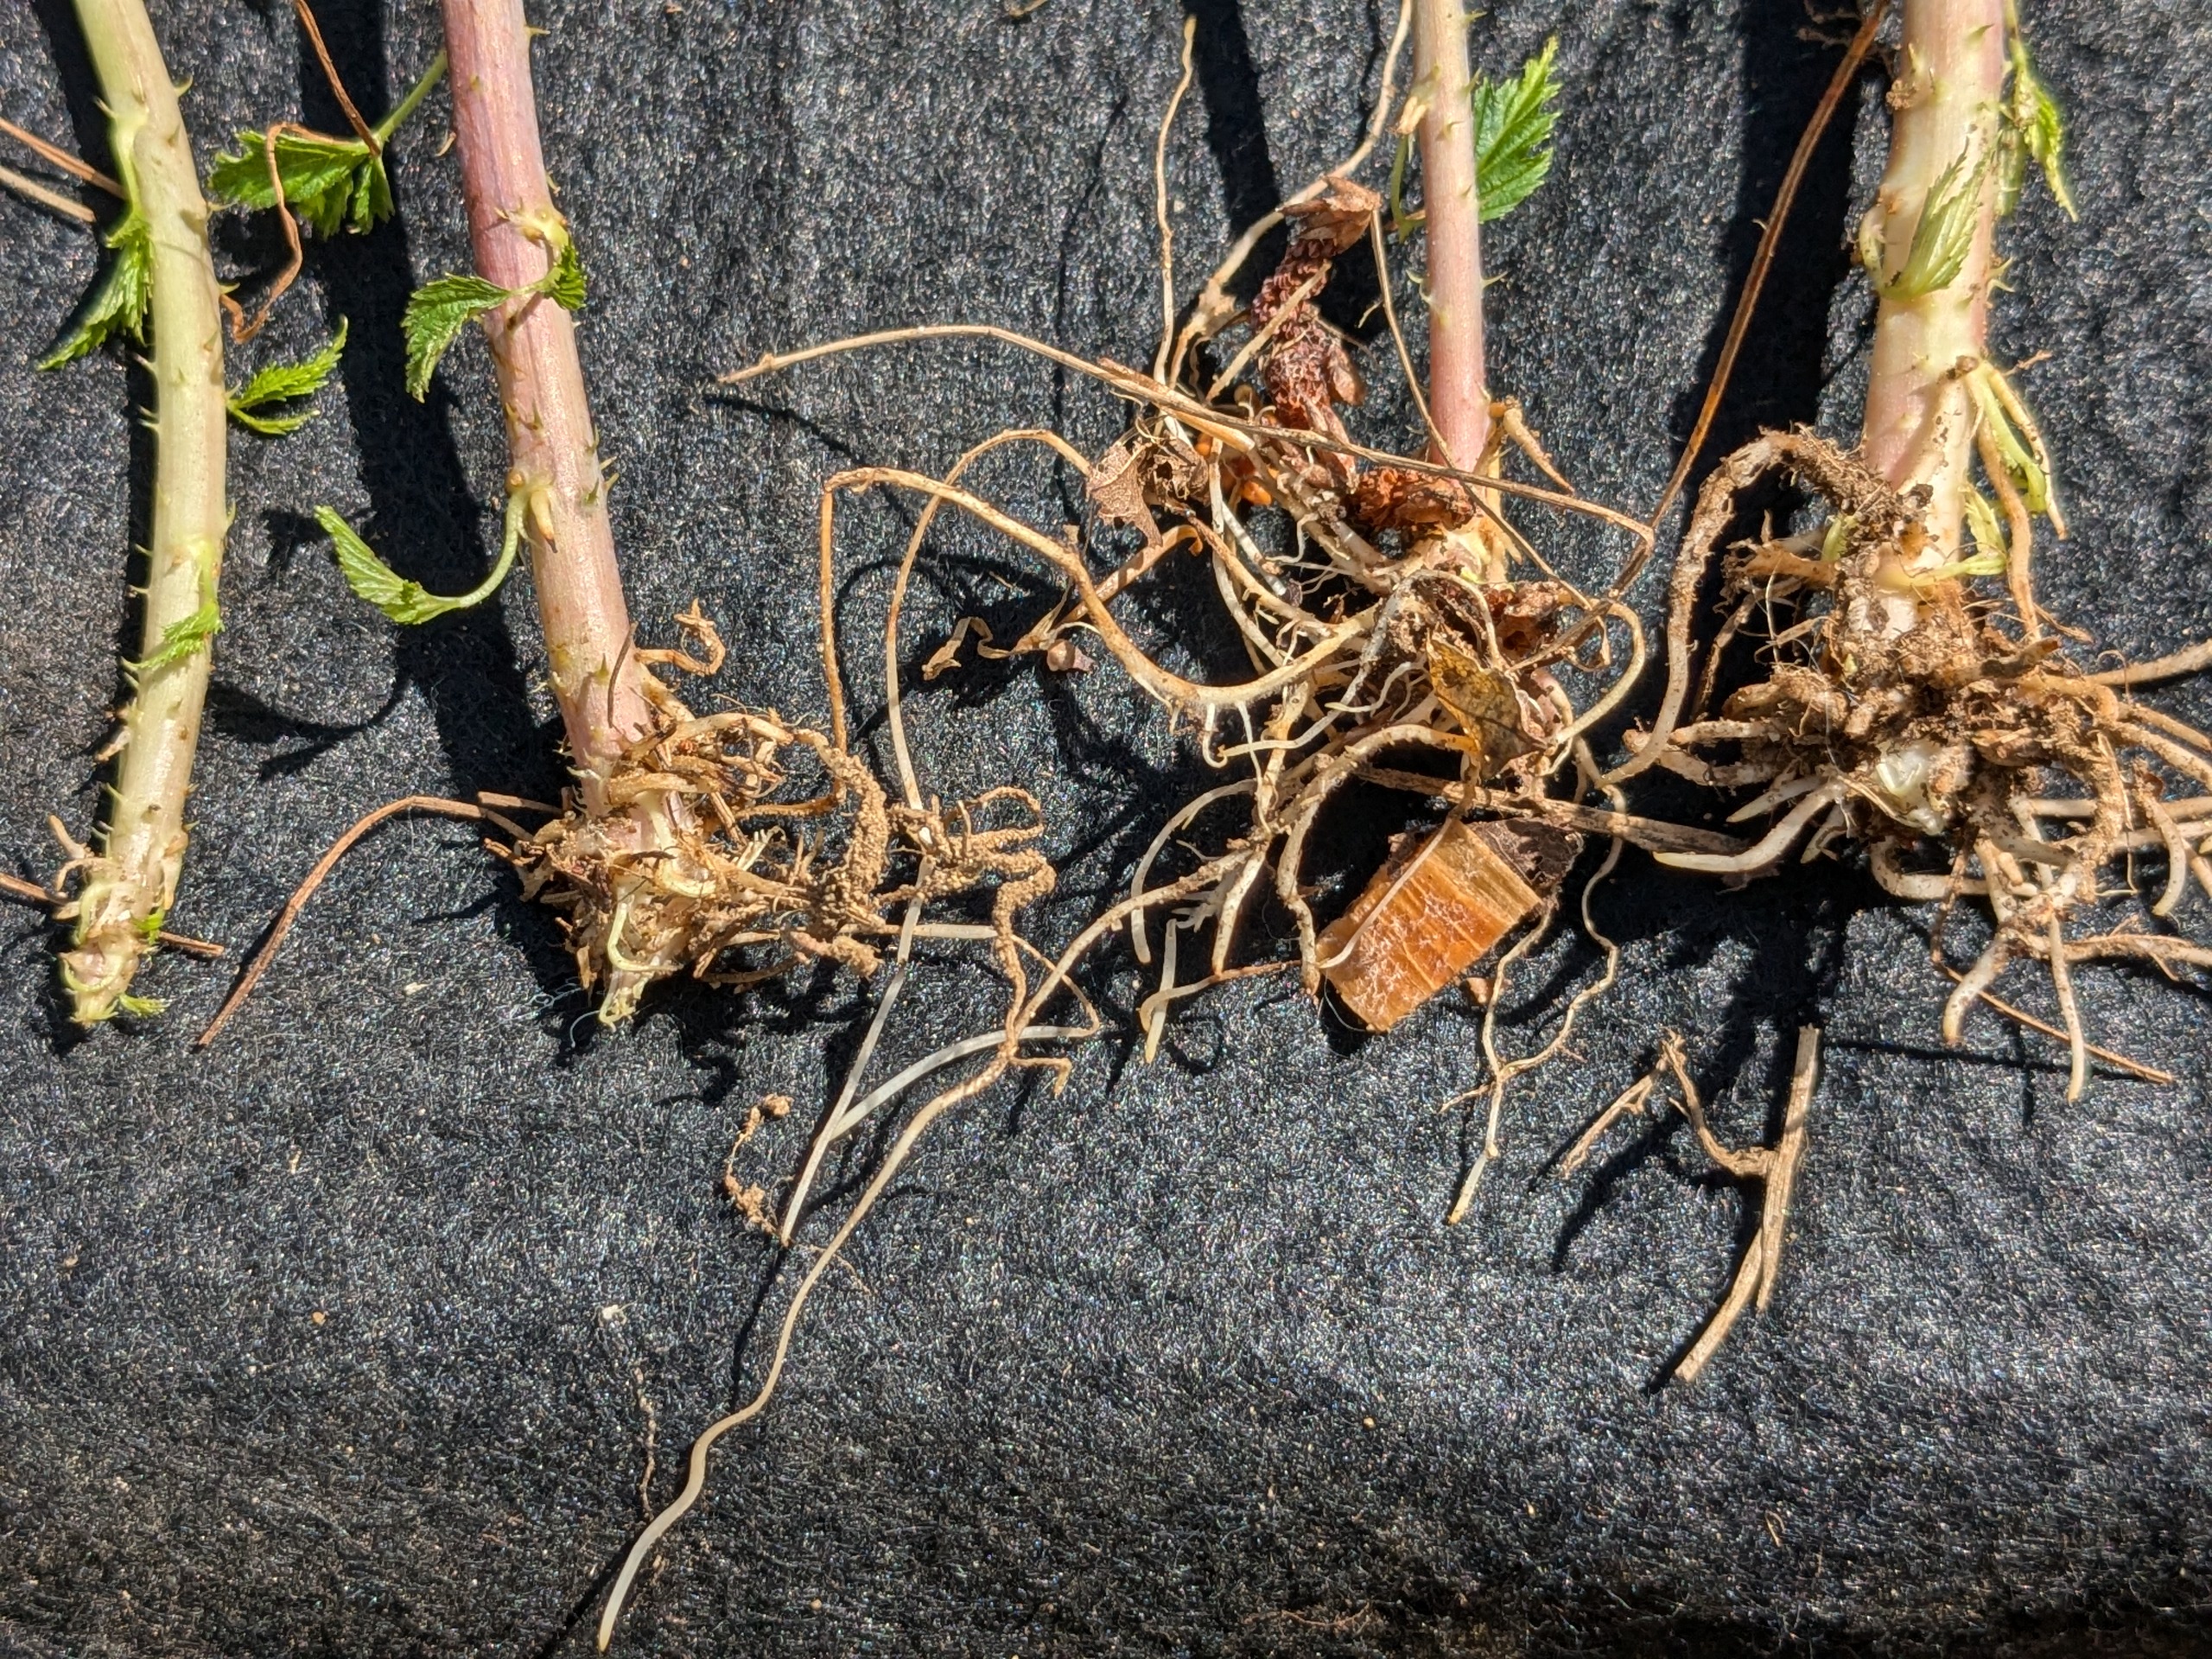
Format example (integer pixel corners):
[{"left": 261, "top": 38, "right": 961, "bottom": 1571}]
[
  {"left": 1617, "top": 0, "right": 2201, "bottom": 1092},
  {"left": 9, "top": 0, "right": 229, "bottom": 1025},
  {"left": 1573, "top": 0, "right": 2209, "bottom": 1372},
  {"left": 1, "top": 0, "right": 410, "bottom": 1021},
  {"left": 198, "top": 0, "right": 1059, "bottom": 1052}
]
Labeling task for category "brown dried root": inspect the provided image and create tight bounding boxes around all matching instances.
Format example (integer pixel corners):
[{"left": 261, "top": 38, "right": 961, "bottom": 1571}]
[
  {"left": 1621, "top": 429, "right": 2212, "bottom": 1098},
  {"left": 1671, "top": 1027, "right": 1817, "bottom": 1383},
  {"left": 1567, "top": 1027, "right": 1818, "bottom": 1382}
]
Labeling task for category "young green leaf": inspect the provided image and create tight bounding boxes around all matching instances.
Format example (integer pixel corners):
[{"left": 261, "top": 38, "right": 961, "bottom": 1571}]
[
  {"left": 1471, "top": 36, "right": 1560, "bottom": 225},
  {"left": 39, "top": 206, "right": 153, "bottom": 369},
  {"left": 228, "top": 318, "right": 349, "bottom": 435},
  {"left": 402, "top": 273, "right": 514, "bottom": 399},
  {"left": 321, "top": 491, "right": 524, "bottom": 626},
  {"left": 204, "top": 54, "right": 448, "bottom": 236},
  {"left": 1887, "top": 141, "right": 1986, "bottom": 301},
  {"left": 1999, "top": 34, "right": 2075, "bottom": 220},
  {"left": 535, "top": 237, "right": 586, "bottom": 311},
  {"left": 128, "top": 596, "right": 222, "bottom": 674},
  {"left": 1970, "top": 370, "right": 2051, "bottom": 516},
  {"left": 114, "top": 993, "right": 168, "bottom": 1017},
  {"left": 207, "top": 129, "right": 391, "bottom": 237}
]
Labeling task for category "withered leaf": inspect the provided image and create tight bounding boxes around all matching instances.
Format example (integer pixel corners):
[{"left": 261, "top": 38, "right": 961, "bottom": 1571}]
[
  {"left": 1087, "top": 436, "right": 1166, "bottom": 558},
  {"left": 1428, "top": 636, "right": 1532, "bottom": 777}
]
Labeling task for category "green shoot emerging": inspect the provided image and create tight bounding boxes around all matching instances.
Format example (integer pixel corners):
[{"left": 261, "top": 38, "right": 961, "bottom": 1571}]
[
  {"left": 205, "top": 51, "right": 446, "bottom": 234},
  {"left": 38, "top": 204, "right": 150, "bottom": 367},
  {"left": 227, "top": 318, "right": 347, "bottom": 434},
  {"left": 1999, "top": 15, "right": 2073, "bottom": 219},
  {"left": 125, "top": 565, "right": 221, "bottom": 671},
  {"left": 321, "top": 488, "right": 523, "bottom": 623},
  {"left": 1880, "top": 140, "right": 1986, "bottom": 300}
]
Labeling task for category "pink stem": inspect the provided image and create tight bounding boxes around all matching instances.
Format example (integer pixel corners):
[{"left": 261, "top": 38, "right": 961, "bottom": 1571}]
[
  {"left": 442, "top": 0, "right": 652, "bottom": 796},
  {"left": 1413, "top": 0, "right": 1489, "bottom": 471}
]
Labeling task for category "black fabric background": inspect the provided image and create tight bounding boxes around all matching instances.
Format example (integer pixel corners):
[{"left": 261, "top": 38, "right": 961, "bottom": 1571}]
[{"left": 3, "top": 0, "right": 2209, "bottom": 1653}]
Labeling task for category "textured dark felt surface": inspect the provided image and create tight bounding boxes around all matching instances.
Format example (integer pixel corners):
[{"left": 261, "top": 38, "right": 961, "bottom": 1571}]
[{"left": 3, "top": 0, "right": 2211, "bottom": 1653}]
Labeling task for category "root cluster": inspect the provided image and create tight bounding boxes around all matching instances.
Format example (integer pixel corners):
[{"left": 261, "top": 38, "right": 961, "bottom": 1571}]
[
  {"left": 1634, "top": 430, "right": 2212, "bottom": 1096},
  {"left": 796, "top": 181, "right": 1681, "bottom": 1057},
  {"left": 503, "top": 606, "right": 1056, "bottom": 1024}
]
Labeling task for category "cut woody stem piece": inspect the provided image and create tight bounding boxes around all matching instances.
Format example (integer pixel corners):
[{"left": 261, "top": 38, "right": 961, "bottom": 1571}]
[{"left": 45, "top": 0, "right": 227, "bottom": 1024}]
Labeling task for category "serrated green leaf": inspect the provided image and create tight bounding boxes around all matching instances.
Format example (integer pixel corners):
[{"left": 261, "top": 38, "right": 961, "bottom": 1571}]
[
  {"left": 39, "top": 207, "right": 152, "bottom": 369},
  {"left": 402, "top": 273, "right": 514, "bottom": 400},
  {"left": 128, "top": 597, "right": 222, "bottom": 674},
  {"left": 136, "top": 907, "right": 167, "bottom": 944},
  {"left": 1887, "top": 140, "right": 1986, "bottom": 301},
  {"left": 228, "top": 318, "right": 349, "bottom": 435},
  {"left": 321, "top": 492, "right": 524, "bottom": 626},
  {"left": 534, "top": 238, "right": 586, "bottom": 311},
  {"left": 204, "top": 54, "right": 446, "bottom": 237},
  {"left": 208, "top": 129, "right": 391, "bottom": 238},
  {"left": 1471, "top": 37, "right": 1560, "bottom": 224}
]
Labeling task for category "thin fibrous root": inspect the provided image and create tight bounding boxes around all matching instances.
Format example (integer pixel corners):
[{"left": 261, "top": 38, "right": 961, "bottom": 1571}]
[
  {"left": 195, "top": 794, "right": 544, "bottom": 1045},
  {"left": 1934, "top": 964, "right": 2171, "bottom": 1084},
  {"left": 597, "top": 856, "right": 1250, "bottom": 1649}
]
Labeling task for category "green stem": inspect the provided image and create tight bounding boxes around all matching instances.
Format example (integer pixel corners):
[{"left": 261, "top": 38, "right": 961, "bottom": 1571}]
[
  {"left": 58, "top": 0, "right": 227, "bottom": 1023},
  {"left": 373, "top": 51, "right": 448, "bottom": 146}
]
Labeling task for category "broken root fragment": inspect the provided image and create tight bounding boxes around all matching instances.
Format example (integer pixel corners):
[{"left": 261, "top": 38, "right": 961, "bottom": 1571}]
[
  {"left": 1567, "top": 1027, "right": 1819, "bottom": 1382},
  {"left": 1319, "top": 816, "right": 1579, "bottom": 1033}
]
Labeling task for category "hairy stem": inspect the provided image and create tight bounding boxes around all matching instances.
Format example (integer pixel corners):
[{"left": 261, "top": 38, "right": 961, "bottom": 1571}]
[
  {"left": 1412, "top": 0, "right": 1488, "bottom": 470},
  {"left": 1859, "top": 0, "right": 2005, "bottom": 629},
  {"left": 58, "top": 0, "right": 226, "bottom": 1022},
  {"left": 442, "top": 0, "right": 650, "bottom": 796}
]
